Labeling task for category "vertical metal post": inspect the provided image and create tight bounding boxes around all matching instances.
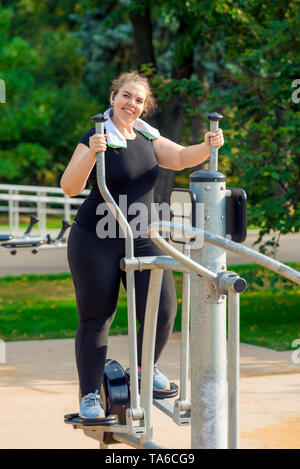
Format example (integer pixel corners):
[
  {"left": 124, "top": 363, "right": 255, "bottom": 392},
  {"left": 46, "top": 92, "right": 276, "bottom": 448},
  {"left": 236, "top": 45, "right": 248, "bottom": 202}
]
[
  {"left": 8, "top": 189, "right": 13, "bottom": 233},
  {"left": 189, "top": 112, "right": 227, "bottom": 449},
  {"left": 228, "top": 290, "right": 240, "bottom": 449},
  {"left": 140, "top": 269, "right": 164, "bottom": 445},
  {"left": 14, "top": 190, "right": 19, "bottom": 232},
  {"left": 64, "top": 195, "right": 71, "bottom": 222},
  {"left": 180, "top": 244, "right": 191, "bottom": 403},
  {"left": 37, "top": 190, "right": 46, "bottom": 234}
]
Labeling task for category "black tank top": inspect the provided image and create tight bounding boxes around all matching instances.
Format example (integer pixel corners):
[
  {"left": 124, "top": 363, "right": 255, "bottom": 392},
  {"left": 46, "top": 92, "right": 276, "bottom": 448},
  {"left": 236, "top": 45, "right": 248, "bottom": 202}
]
[{"left": 74, "top": 128, "right": 160, "bottom": 237}]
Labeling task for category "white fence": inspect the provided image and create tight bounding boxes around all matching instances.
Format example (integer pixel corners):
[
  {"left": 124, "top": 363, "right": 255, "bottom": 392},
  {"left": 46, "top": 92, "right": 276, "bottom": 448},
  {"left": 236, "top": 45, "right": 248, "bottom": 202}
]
[{"left": 0, "top": 183, "right": 90, "bottom": 234}]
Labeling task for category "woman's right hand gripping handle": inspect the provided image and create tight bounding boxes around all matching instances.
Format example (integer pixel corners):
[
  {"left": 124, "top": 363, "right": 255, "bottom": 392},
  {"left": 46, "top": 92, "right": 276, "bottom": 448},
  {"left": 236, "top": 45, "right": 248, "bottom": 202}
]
[{"left": 89, "top": 134, "right": 108, "bottom": 160}]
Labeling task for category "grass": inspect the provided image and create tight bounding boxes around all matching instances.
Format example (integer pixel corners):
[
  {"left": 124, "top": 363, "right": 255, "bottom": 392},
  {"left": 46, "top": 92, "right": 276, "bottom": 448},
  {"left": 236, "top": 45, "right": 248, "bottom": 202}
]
[
  {"left": 239, "top": 290, "right": 300, "bottom": 350},
  {"left": 0, "top": 264, "right": 299, "bottom": 350}
]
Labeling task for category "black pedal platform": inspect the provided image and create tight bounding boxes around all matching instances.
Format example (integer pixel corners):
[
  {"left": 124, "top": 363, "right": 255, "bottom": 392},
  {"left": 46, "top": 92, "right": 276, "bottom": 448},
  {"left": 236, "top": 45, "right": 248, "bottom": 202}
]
[
  {"left": 153, "top": 382, "right": 179, "bottom": 399},
  {"left": 125, "top": 369, "right": 179, "bottom": 399},
  {"left": 64, "top": 412, "right": 118, "bottom": 427}
]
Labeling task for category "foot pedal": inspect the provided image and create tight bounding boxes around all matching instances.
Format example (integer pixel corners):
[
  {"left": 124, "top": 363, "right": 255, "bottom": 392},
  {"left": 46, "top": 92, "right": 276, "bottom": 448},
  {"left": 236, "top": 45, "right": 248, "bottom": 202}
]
[
  {"left": 153, "top": 382, "right": 178, "bottom": 399},
  {"left": 64, "top": 412, "right": 118, "bottom": 426},
  {"left": 125, "top": 370, "right": 179, "bottom": 399}
]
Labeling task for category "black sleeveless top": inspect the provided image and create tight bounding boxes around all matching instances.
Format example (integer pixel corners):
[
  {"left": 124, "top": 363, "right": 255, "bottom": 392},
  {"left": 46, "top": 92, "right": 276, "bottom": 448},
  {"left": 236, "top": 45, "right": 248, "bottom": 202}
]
[{"left": 74, "top": 128, "right": 160, "bottom": 237}]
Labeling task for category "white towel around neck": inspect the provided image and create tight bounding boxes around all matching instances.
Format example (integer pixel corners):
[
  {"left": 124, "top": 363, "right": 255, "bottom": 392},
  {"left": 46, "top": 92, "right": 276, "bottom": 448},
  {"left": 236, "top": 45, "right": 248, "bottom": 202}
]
[{"left": 103, "top": 108, "right": 160, "bottom": 149}]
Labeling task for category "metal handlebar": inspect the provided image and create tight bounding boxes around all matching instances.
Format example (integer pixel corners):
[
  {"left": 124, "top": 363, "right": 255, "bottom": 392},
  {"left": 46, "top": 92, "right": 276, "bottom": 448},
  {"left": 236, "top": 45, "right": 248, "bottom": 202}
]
[
  {"left": 148, "top": 222, "right": 247, "bottom": 295},
  {"left": 148, "top": 221, "right": 300, "bottom": 286}
]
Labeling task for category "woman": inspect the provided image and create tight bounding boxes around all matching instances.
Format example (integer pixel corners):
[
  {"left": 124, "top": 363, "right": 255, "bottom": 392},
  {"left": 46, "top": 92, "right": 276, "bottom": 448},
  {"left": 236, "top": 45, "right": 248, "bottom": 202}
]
[{"left": 60, "top": 72, "right": 224, "bottom": 419}]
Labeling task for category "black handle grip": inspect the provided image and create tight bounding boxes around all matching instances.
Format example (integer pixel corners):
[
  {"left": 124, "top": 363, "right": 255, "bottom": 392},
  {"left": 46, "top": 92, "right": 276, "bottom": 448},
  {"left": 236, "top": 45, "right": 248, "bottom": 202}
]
[
  {"left": 24, "top": 215, "right": 39, "bottom": 235},
  {"left": 207, "top": 112, "right": 223, "bottom": 122},
  {"left": 90, "top": 113, "right": 108, "bottom": 123},
  {"left": 55, "top": 220, "right": 71, "bottom": 242}
]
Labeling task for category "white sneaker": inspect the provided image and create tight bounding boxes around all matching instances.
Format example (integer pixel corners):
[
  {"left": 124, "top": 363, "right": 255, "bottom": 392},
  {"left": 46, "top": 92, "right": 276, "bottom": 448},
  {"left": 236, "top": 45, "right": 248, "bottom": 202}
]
[{"left": 79, "top": 390, "right": 105, "bottom": 419}]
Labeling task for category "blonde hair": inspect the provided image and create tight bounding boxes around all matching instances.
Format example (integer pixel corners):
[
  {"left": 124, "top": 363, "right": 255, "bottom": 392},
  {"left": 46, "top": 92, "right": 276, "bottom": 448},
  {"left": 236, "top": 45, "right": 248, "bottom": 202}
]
[{"left": 110, "top": 72, "right": 157, "bottom": 117}]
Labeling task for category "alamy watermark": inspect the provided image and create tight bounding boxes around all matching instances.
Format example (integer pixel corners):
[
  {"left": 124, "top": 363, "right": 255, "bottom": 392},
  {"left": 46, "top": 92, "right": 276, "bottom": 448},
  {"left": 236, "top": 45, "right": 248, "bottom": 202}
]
[
  {"left": 95, "top": 196, "right": 204, "bottom": 249},
  {"left": 291, "top": 339, "right": 300, "bottom": 365},
  {"left": 0, "top": 79, "right": 5, "bottom": 103},
  {"left": 0, "top": 340, "right": 6, "bottom": 364},
  {"left": 291, "top": 79, "right": 300, "bottom": 104}
]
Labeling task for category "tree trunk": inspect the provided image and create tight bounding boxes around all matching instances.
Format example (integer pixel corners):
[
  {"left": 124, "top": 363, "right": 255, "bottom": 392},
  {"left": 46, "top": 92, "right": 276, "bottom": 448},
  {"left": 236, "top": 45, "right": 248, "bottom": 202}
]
[
  {"left": 131, "top": 6, "right": 155, "bottom": 68},
  {"left": 130, "top": 8, "right": 195, "bottom": 206},
  {"left": 154, "top": 94, "right": 186, "bottom": 204},
  {"left": 154, "top": 46, "right": 194, "bottom": 205}
]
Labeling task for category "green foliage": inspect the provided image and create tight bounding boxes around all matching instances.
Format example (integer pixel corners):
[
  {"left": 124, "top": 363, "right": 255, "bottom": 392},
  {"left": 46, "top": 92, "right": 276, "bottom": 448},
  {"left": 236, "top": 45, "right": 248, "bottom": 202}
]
[
  {"left": 206, "top": 0, "right": 300, "bottom": 252},
  {"left": 69, "top": 2, "right": 134, "bottom": 100},
  {"left": 0, "top": 143, "right": 51, "bottom": 181},
  {"left": 230, "top": 263, "right": 300, "bottom": 292},
  {"left": 0, "top": 1, "right": 99, "bottom": 185},
  {"left": 140, "top": 0, "right": 299, "bottom": 251},
  {"left": 141, "top": 65, "right": 204, "bottom": 105}
]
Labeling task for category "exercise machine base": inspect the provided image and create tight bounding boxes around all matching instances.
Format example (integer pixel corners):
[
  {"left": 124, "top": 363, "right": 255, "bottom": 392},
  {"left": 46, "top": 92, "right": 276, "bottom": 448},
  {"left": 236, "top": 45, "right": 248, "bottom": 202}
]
[
  {"left": 64, "top": 360, "right": 178, "bottom": 446},
  {"left": 65, "top": 359, "right": 130, "bottom": 445},
  {"left": 64, "top": 412, "right": 118, "bottom": 426}
]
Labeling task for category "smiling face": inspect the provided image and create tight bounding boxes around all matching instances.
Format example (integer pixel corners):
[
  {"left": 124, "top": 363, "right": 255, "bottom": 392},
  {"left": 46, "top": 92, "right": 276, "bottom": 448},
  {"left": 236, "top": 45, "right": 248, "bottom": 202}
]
[{"left": 110, "top": 81, "right": 147, "bottom": 124}]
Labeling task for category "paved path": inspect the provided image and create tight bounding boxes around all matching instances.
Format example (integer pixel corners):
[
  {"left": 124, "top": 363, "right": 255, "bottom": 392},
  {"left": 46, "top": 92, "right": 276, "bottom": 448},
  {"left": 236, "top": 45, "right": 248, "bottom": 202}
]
[
  {"left": 0, "top": 231, "right": 299, "bottom": 277},
  {"left": 0, "top": 335, "right": 299, "bottom": 449}
]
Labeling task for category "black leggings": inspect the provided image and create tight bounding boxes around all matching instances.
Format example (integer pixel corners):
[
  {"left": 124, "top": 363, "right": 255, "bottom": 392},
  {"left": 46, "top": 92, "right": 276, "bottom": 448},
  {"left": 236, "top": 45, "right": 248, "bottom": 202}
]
[{"left": 67, "top": 221, "right": 177, "bottom": 397}]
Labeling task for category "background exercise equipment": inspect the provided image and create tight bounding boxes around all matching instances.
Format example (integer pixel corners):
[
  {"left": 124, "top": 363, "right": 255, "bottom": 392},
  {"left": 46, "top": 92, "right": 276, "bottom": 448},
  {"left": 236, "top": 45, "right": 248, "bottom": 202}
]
[{"left": 0, "top": 215, "right": 71, "bottom": 255}]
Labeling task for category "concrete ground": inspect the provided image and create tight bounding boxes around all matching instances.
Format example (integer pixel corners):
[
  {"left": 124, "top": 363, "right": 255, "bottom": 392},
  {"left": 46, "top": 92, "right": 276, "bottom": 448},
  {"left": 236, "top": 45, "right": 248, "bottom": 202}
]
[{"left": 0, "top": 334, "right": 300, "bottom": 449}]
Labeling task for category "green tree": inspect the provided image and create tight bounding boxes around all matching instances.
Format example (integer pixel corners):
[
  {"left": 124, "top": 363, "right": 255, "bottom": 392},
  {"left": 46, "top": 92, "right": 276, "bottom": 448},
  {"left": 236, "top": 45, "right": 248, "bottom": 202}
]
[
  {"left": 209, "top": 0, "right": 300, "bottom": 253},
  {"left": 0, "top": 2, "right": 99, "bottom": 185}
]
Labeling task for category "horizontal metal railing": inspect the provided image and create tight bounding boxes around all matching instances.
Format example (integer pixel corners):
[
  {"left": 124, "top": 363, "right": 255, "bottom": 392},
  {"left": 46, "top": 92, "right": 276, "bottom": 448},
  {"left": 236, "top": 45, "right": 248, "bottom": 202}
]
[
  {"left": 0, "top": 183, "right": 89, "bottom": 234},
  {"left": 149, "top": 221, "right": 300, "bottom": 286}
]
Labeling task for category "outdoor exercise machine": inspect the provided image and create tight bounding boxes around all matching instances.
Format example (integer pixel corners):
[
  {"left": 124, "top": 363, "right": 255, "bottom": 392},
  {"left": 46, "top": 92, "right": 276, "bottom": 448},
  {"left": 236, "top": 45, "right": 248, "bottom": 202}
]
[
  {"left": 64, "top": 112, "right": 300, "bottom": 449},
  {"left": 0, "top": 215, "right": 70, "bottom": 255}
]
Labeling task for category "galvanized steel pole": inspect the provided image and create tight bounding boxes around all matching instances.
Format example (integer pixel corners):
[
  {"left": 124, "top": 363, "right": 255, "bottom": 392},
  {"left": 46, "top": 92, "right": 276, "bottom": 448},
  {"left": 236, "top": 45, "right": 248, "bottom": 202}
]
[
  {"left": 228, "top": 290, "right": 240, "bottom": 449},
  {"left": 189, "top": 112, "right": 227, "bottom": 448}
]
